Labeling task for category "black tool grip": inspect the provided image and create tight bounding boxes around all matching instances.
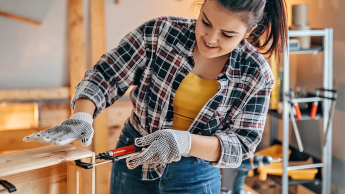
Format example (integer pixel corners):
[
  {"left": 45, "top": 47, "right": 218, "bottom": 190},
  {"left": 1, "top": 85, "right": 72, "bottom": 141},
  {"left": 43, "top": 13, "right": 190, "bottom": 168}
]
[
  {"left": 75, "top": 160, "right": 94, "bottom": 169},
  {"left": 0, "top": 179, "right": 16, "bottom": 193}
]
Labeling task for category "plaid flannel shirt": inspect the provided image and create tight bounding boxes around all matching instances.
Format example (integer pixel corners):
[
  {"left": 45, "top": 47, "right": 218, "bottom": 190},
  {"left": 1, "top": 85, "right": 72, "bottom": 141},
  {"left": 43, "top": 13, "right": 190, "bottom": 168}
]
[{"left": 72, "top": 16, "right": 274, "bottom": 180}]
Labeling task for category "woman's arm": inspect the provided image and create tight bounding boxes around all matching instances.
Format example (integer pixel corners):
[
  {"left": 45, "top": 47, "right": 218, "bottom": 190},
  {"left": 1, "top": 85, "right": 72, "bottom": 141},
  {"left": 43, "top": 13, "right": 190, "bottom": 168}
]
[
  {"left": 188, "top": 134, "right": 221, "bottom": 162},
  {"left": 73, "top": 99, "right": 96, "bottom": 116}
]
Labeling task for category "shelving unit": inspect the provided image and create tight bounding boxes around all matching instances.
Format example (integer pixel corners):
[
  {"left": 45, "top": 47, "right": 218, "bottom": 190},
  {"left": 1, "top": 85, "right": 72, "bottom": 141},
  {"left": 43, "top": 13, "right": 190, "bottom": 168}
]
[{"left": 268, "top": 29, "right": 333, "bottom": 194}]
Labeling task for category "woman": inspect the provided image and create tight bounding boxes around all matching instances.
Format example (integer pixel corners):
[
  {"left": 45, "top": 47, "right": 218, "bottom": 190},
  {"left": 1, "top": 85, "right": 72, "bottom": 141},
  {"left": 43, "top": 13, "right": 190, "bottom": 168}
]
[{"left": 24, "top": 0, "right": 287, "bottom": 193}]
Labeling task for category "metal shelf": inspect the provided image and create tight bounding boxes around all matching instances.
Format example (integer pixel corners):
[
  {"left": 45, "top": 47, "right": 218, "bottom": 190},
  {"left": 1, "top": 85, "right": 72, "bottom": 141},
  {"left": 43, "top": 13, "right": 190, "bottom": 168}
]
[
  {"left": 268, "top": 175, "right": 322, "bottom": 186},
  {"left": 274, "top": 28, "right": 333, "bottom": 194},
  {"left": 268, "top": 109, "right": 322, "bottom": 120},
  {"left": 290, "top": 47, "right": 323, "bottom": 55}
]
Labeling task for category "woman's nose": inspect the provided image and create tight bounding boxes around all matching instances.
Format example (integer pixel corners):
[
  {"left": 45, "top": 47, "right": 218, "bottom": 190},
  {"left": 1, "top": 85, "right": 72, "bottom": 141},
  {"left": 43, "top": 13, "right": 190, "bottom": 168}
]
[{"left": 205, "top": 30, "right": 218, "bottom": 44}]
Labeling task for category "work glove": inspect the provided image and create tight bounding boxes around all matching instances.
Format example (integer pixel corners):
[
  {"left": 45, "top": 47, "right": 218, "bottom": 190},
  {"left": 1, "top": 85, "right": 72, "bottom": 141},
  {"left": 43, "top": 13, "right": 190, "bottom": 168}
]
[
  {"left": 23, "top": 112, "right": 94, "bottom": 146},
  {"left": 126, "top": 129, "right": 191, "bottom": 169}
]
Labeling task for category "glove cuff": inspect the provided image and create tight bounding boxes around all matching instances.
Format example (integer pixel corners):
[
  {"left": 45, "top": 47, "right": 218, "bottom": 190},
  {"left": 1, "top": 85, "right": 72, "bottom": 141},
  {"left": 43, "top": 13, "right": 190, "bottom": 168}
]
[
  {"left": 70, "top": 112, "right": 93, "bottom": 125},
  {"left": 168, "top": 130, "right": 191, "bottom": 156}
]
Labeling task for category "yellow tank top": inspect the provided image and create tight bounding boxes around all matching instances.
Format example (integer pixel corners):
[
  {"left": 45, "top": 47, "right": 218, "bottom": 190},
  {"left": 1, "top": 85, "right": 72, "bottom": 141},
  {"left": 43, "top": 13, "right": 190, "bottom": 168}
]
[{"left": 172, "top": 72, "right": 220, "bottom": 131}]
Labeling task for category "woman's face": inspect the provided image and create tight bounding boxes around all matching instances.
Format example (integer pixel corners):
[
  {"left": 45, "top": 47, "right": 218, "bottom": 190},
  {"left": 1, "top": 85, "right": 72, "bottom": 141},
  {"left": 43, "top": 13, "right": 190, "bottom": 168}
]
[{"left": 195, "top": 0, "right": 252, "bottom": 59}]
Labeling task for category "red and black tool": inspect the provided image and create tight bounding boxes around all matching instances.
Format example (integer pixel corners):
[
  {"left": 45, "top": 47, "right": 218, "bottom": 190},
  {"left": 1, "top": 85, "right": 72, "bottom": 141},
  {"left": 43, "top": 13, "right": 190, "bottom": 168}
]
[{"left": 75, "top": 145, "right": 142, "bottom": 169}]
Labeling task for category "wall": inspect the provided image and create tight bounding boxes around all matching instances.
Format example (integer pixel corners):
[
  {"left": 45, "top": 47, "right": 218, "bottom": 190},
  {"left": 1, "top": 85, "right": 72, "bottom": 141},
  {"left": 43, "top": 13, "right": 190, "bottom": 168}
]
[{"left": 0, "top": 0, "right": 197, "bottom": 89}]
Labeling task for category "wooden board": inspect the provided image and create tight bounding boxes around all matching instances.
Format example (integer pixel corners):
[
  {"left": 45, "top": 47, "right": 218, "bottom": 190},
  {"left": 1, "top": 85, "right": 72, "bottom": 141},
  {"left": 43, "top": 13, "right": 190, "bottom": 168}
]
[
  {"left": 0, "top": 164, "right": 68, "bottom": 194},
  {"left": 0, "top": 144, "right": 93, "bottom": 177},
  {"left": 0, "top": 87, "right": 70, "bottom": 101},
  {"left": 0, "top": 103, "right": 38, "bottom": 130}
]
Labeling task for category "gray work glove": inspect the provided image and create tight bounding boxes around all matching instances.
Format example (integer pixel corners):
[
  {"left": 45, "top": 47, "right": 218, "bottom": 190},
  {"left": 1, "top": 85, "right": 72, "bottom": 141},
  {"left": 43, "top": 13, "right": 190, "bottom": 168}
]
[
  {"left": 126, "top": 129, "right": 191, "bottom": 169},
  {"left": 23, "top": 112, "right": 94, "bottom": 146}
]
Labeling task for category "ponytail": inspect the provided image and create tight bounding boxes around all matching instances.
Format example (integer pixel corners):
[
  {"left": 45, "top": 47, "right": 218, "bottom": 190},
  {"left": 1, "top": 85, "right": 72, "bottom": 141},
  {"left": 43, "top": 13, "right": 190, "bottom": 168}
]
[{"left": 249, "top": 0, "right": 288, "bottom": 60}]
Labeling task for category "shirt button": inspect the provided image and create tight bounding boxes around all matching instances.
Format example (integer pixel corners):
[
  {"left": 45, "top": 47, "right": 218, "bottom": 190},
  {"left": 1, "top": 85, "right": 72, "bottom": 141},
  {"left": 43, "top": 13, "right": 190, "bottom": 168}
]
[{"left": 183, "top": 69, "right": 188, "bottom": 73}]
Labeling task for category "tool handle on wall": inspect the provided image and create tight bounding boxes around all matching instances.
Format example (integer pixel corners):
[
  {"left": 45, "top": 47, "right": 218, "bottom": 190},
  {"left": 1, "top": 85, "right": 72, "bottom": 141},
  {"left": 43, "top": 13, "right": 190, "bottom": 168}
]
[
  {"left": 0, "top": 179, "right": 16, "bottom": 193},
  {"left": 293, "top": 103, "right": 302, "bottom": 120},
  {"left": 310, "top": 102, "right": 318, "bottom": 119}
]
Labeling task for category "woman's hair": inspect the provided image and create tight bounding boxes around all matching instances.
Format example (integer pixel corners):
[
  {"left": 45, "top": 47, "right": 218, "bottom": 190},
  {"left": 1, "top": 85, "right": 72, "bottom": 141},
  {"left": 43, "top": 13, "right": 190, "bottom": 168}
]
[{"left": 193, "top": 0, "right": 288, "bottom": 60}]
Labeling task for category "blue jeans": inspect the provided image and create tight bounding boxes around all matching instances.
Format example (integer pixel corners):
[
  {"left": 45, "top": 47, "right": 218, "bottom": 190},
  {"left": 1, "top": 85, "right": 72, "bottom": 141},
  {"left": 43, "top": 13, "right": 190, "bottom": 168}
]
[{"left": 110, "top": 120, "right": 221, "bottom": 194}]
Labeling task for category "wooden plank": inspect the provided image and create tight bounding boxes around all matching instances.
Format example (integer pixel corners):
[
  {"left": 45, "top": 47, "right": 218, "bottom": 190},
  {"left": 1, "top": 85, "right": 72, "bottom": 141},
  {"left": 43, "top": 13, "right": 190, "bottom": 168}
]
[
  {"left": 0, "top": 10, "right": 41, "bottom": 26},
  {"left": 0, "top": 164, "right": 67, "bottom": 194},
  {"left": 0, "top": 127, "right": 50, "bottom": 151},
  {"left": 68, "top": 0, "right": 86, "bottom": 98},
  {"left": 0, "top": 87, "right": 70, "bottom": 101},
  {"left": 90, "top": 0, "right": 110, "bottom": 193},
  {"left": 0, "top": 145, "right": 93, "bottom": 177},
  {"left": 67, "top": 161, "right": 79, "bottom": 194},
  {"left": 80, "top": 156, "right": 95, "bottom": 194}
]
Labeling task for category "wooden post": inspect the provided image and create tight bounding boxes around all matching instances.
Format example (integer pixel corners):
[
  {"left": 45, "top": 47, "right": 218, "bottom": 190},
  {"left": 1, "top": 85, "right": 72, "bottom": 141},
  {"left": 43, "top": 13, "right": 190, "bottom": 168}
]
[
  {"left": 90, "top": 0, "right": 110, "bottom": 193},
  {"left": 68, "top": 0, "right": 86, "bottom": 101},
  {"left": 68, "top": 0, "right": 88, "bottom": 149}
]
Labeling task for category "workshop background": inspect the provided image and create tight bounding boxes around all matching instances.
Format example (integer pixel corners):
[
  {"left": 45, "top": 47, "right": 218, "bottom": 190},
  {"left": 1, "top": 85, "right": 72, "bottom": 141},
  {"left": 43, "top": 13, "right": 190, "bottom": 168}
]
[{"left": 0, "top": 0, "right": 344, "bottom": 194}]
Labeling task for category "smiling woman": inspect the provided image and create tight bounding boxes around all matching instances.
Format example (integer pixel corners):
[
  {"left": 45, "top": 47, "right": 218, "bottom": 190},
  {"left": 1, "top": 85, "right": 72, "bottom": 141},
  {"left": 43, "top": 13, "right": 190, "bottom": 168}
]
[{"left": 24, "top": 0, "right": 288, "bottom": 193}]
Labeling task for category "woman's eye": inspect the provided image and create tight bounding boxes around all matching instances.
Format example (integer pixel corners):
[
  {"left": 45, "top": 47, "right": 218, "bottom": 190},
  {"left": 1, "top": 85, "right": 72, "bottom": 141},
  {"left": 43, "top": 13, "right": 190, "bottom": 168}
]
[
  {"left": 222, "top": 33, "right": 233, "bottom": 38},
  {"left": 202, "top": 19, "right": 211, "bottom": 27}
]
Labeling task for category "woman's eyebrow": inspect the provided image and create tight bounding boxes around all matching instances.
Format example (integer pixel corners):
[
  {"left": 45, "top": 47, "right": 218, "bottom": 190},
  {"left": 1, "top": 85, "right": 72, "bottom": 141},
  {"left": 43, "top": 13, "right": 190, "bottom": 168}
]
[{"left": 202, "top": 11, "right": 239, "bottom": 34}]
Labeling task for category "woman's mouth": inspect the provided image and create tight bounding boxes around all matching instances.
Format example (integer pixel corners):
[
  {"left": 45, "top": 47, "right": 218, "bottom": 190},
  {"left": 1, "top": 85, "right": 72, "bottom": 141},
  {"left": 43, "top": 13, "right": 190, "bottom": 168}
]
[{"left": 203, "top": 39, "right": 219, "bottom": 49}]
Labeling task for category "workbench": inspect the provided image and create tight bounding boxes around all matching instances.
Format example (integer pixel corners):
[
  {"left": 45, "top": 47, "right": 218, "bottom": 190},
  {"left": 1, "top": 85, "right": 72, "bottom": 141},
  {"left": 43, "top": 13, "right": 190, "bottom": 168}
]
[{"left": 0, "top": 145, "right": 95, "bottom": 194}]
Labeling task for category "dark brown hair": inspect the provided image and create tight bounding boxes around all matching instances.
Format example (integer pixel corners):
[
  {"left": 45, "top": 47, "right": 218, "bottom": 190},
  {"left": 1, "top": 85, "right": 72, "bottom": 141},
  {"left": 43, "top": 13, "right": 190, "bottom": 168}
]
[{"left": 194, "top": 0, "right": 288, "bottom": 60}]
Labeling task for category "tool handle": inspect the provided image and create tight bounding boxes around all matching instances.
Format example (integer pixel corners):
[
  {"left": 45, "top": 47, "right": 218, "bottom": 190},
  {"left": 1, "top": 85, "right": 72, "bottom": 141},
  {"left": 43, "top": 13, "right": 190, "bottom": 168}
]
[
  {"left": 109, "top": 145, "right": 136, "bottom": 157},
  {"left": 310, "top": 102, "right": 318, "bottom": 119},
  {"left": 294, "top": 104, "right": 302, "bottom": 120},
  {"left": 0, "top": 179, "right": 16, "bottom": 193}
]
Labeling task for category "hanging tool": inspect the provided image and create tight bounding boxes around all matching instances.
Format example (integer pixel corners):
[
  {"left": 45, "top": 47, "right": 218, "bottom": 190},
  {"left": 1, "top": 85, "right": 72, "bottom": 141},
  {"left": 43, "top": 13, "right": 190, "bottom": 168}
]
[
  {"left": 232, "top": 155, "right": 281, "bottom": 194},
  {"left": 0, "top": 179, "right": 16, "bottom": 193},
  {"left": 289, "top": 91, "right": 304, "bottom": 152},
  {"left": 290, "top": 91, "right": 302, "bottom": 120},
  {"left": 310, "top": 90, "right": 320, "bottom": 119},
  {"left": 75, "top": 145, "right": 142, "bottom": 169}
]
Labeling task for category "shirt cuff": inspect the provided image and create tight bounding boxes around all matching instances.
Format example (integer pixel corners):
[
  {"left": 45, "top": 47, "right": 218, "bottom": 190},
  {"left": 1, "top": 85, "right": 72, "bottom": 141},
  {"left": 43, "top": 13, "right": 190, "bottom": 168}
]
[{"left": 210, "top": 132, "right": 243, "bottom": 168}]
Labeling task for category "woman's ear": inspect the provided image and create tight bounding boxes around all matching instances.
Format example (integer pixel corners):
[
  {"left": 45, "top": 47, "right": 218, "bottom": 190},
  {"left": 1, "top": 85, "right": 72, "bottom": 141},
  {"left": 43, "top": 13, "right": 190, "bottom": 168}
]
[{"left": 244, "top": 24, "right": 258, "bottom": 39}]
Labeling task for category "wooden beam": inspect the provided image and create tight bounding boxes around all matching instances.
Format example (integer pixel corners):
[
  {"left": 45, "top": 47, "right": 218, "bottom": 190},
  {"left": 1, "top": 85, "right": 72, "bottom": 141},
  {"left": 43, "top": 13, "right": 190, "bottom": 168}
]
[
  {"left": 0, "top": 10, "right": 41, "bottom": 26},
  {"left": 0, "top": 87, "right": 70, "bottom": 101},
  {"left": 68, "top": 0, "right": 87, "bottom": 99},
  {"left": 90, "top": 0, "right": 110, "bottom": 193}
]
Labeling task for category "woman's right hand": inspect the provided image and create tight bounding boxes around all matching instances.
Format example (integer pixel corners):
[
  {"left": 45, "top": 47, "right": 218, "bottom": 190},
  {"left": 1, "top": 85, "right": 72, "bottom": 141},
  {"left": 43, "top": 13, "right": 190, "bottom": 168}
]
[{"left": 23, "top": 112, "right": 94, "bottom": 146}]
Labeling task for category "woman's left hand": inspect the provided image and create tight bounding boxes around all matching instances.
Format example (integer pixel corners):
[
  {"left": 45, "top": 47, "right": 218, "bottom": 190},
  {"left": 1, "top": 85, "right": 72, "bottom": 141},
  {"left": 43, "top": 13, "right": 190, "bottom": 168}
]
[{"left": 126, "top": 129, "right": 191, "bottom": 169}]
